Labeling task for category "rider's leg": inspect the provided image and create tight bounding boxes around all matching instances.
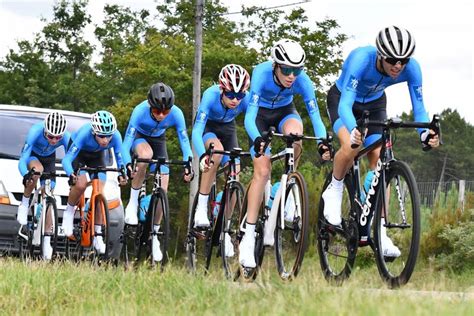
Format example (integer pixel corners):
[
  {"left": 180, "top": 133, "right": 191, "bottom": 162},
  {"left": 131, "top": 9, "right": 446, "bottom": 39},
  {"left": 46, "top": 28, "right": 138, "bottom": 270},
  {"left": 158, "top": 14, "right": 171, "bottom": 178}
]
[
  {"left": 125, "top": 142, "right": 153, "bottom": 225},
  {"left": 322, "top": 126, "right": 359, "bottom": 226},
  {"left": 194, "top": 138, "right": 223, "bottom": 227},
  {"left": 281, "top": 117, "right": 304, "bottom": 166},
  {"left": 63, "top": 174, "right": 88, "bottom": 236},
  {"left": 239, "top": 155, "right": 271, "bottom": 268},
  {"left": 17, "top": 159, "right": 43, "bottom": 225}
]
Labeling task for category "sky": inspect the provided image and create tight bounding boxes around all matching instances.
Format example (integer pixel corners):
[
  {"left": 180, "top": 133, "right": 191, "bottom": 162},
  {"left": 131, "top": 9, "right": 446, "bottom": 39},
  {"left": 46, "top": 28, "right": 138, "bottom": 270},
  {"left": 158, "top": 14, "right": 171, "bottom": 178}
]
[{"left": 0, "top": 0, "right": 472, "bottom": 124}]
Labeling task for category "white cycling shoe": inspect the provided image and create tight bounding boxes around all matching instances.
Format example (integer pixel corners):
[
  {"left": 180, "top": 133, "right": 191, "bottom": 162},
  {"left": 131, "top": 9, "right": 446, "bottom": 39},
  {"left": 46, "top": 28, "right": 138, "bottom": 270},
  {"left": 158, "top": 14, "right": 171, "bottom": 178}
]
[
  {"left": 322, "top": 183, "right": 343, "bottom": 226},
  {"left": 62, "top": 209, "right": 75, "bottom": 237},
  {"left": 152, "top": 236, "right": 163, "bottom": 262},
  {"left": 224, "top": 232, "right": 234, "bottom": 257},
  {"left": 17, "top": 203, "right": 28, "bottom": 226},
  {"left": 93, "top": 236, "right": 106, "bottom": 254},
  {"left": 193, "top": 205, "right": 210, "bottom": 228},
  {"left": 42, "top": 237, "right": 53, "bottom": 260},
  {"left": 124, "top": 202, "right": 139, "bottom": 225},
  {"left": 238, "top": 234, "right": 256, "bottom": 268}
]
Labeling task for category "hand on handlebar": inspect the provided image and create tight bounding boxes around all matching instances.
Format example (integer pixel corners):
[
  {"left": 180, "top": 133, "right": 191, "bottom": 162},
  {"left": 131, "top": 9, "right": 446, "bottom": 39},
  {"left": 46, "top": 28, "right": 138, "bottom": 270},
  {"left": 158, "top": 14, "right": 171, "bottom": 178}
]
[
  {"left": 68, "top": 173, "right": 78, "bottom": 186},
  {"left": 420, "top": 129, "right": 440, "bottom": 151},
  {"left": 126, "top": 163, "right": 137, "bottom": 180},
  {"left": 318, "top": 142, "right": 332, "bottom": 161},
  {"left": 199, "top": 154, "right": 213, "bottom": 173},
  {"left": 350, "top": 127, "right": 365, "bottom": 148},
  {"left": 22, "top": 168, "right": 36, "bottom": 187},
  {"left": 183, "top": 158, "right": 194, "bottom": 183}
]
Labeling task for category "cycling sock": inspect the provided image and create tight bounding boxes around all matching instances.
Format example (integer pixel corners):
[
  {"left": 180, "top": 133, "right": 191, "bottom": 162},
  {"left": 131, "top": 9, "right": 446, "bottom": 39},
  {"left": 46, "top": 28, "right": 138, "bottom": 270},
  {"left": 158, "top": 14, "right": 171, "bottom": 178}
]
[
  {"left": 65, "top": 203, "right": 75, "bottom": 214},
  {"left": 43, "top": 235, "right": 51, "bottom": 245},
  {"left": 153, "top": 224, "right": 160, "bottom": 233},
  {"left": 331, "top": 176, "right": 344, "bottom": 189},
  {"left": 245, "top": 222, "right": 256, "bottom": 238},
  {"left": 197, "top": 193, "right": 209, "bottom": 208},
  {"left": 21, "top": 195, "right": 29, "bottom": 205},
  {"left": 129, "top": 187, "right": 140, "bottom": 204},
  {"left": 95, "top": 225, "right": 102, "bottom": 233}
]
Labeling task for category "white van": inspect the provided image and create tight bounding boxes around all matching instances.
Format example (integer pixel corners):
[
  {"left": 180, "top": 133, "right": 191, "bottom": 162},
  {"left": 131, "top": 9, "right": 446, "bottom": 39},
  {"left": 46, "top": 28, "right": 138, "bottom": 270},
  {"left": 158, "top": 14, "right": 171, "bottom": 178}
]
[{"left": 0, "top": 105, "right": 123, "bottom": 256}]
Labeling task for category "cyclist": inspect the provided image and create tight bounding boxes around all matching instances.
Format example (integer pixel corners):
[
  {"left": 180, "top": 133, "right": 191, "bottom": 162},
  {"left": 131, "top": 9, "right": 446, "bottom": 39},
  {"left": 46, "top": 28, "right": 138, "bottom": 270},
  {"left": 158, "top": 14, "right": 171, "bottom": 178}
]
[
  {"left": 241, "top": 39, "right": 332, "bottom": 268},
  {"left": 191, "top": 64, "right": 251, "bottom": 257},
  {"left": 62, "top": 110, "right": 127, "bottom": 254},
  {"left": 322, "top": 26, "right": 440, "bottom": 258},
  {"left": 122, "top": 82, "right": 194, "bottom": 263},
  {"left": 17, "top": 111, "right": 70, "bottom": 259}
]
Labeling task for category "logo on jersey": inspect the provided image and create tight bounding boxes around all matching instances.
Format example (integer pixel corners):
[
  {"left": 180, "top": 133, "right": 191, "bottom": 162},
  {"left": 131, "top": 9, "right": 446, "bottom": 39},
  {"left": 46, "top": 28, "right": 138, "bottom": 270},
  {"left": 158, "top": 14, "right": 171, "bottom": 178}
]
[
  {"left": 346, "top": 76, "right": 359, "bottom": 92},
  {"left": 128, "top": 127, "right": 136, "bottom": 136},
  {"left": 197, "top": 111, "right": 206, "bottom": 123},
  {"left": 414, "top": 85, "right": 423, "bottom": 101},
  {"left": 21, "top": 143, "right": 29, "bottom": 153},
  {"left": 252, "top": 94, "right": 259, "bottom": 105},
  {"left": 308, "top": 99, "right": 317, "bottom": 113},
  {"left": 71, "top": 146, "right": 78, "bottom": 153}
]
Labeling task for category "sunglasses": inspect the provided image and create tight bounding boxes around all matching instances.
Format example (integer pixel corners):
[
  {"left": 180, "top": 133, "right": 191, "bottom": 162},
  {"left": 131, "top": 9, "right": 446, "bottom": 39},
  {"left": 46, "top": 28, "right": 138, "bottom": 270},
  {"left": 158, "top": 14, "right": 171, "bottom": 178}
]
[
  {"left": 384, "top": 57, "right": 410, "bottom": 65},
  {"left": 95, "top": 134, "right": 112, "bottom": 139},
  {"left": 223, "top": 91, "right": 246, "bottom": 101},
  {"left": 279, "top": 65, "right": 303, "bottom": 76},
  {"left": 151, "top": 107, "right": 171, "bottom": 116},
  {"left": 45, "top": 133, "right": 63, "bottom": 141}
]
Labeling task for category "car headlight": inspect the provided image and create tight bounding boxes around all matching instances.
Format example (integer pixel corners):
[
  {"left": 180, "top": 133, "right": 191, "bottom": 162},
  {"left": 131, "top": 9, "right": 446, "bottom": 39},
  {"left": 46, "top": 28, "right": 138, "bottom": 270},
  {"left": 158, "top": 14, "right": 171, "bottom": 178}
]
[{"left": 0, "top": 180, "right": 11, "bottom": 204}]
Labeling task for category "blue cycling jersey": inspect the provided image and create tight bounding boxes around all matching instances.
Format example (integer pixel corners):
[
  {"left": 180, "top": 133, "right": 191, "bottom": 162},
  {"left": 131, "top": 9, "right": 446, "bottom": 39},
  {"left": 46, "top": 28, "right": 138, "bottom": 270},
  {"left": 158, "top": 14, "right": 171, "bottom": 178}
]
[
  {"left": 122, "top": 101, "right": 193, "bottom": 165},
  {"left": 244, "top": 61, "right": 326, "bottom": 141},
  {"left": 62, "top": 123, "right": 124, "bottom": 176},
  {"left": 335, "top": 46, "right": 429, "bottom": 133},
  {"left": 18, "top": 122, "right": 71, "bottom": 176},
  {"left": 192, "top": 85, "right": 249, "bottom": 158}
]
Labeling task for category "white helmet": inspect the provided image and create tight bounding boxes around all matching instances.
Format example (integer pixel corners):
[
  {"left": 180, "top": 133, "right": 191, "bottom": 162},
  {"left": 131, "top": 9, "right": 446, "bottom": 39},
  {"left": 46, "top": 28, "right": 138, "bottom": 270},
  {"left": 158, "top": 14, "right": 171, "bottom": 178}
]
[
  {"left": 91, "top": 110, "right": 117, "bottom": 136},
  {"left": 271, "top": 39, "right": 306, "bottom": 67},
  {"left": 44, "top": 111, "right": 67, "bottom": 137},
  {"left": 218, "top": 64, "right": 250, "bottom": 93},
  {"left": 376, "top": 26, "right": 416, "bottom": 59}
]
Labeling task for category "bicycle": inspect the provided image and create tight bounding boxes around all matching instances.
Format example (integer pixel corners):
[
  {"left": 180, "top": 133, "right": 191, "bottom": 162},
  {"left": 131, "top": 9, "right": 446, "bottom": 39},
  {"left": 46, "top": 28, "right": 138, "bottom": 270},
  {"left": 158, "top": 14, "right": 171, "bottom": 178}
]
[
  {"left": 65, "top": 166, "right": 124, "bottom": 262},
  {"left": 237, "top": 128, "right": 332, "bottom": 281},
  {"left": 317, "top": 111, "right": 441, "bottom": 288},
  {"left": 185, "top": 144, "right": 250, "bottom": 279},
  {"left": 18, "top": 170, "right": 67, "bottom": 260},
  {"left": 121, "top": 156, "right": 192, "bottom": 270}
]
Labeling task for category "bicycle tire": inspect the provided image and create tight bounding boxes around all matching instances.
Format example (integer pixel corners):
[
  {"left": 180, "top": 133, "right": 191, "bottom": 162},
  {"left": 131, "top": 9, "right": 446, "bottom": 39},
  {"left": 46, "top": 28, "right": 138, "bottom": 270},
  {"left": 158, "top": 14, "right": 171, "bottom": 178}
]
[
  {"left": 274, "top": 171, "right": 309, "bottom": 280},
  {"left": 221, "top": 181, "right": 245, "bottom": 279},
  {"left": 148, "top": 188, "right": 170, "bottom": 269},
  {"left": 373, "top": 160, "right": 420, "bottom": 288},
  {"left": 40, "top": 198, "right": 58, "bottom": 259},
  {"left": 94, "top": 194, "right": 110, "bottom": 260},
  {"left": 186, "top": 187, "right": 214, "bottom": 274},
  {"left": 316, "top": 172, "right": 358, "bottom": 284}
]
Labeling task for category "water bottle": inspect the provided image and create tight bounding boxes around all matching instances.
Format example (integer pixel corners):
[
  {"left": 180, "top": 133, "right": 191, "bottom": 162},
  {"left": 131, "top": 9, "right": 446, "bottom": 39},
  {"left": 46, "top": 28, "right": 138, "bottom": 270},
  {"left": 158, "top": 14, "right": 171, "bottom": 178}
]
[
  {"left": 360, "top": 170, "right": 375, "bottom": 204},
  {"left": 35, "top": 203, "right": 43, "bottom": 221},
  {"left": 212, "top": 191, "right": 223, "bottom": 217},
  {"left": 267, "top": 182, "right": 281, "bottom": 211},
  {"left": 83, "top": 200, "right": 90, "bottom": 220},
  {"left": 139, "top": 195, "right": 151, "bottom": 223}
]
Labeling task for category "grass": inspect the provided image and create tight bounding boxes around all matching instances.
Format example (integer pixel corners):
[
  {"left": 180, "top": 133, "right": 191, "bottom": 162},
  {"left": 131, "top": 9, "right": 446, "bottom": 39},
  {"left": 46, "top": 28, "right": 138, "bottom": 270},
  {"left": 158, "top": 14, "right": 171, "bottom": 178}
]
[{"left": 1, "top": 253, "right": 473, "bottom": 315}]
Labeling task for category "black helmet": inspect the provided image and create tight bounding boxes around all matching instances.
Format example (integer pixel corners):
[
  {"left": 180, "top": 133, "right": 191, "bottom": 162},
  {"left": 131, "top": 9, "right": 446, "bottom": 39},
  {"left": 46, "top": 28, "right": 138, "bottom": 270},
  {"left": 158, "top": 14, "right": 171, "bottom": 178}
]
[{"left": 147, "top": 82, "right": 175, "bottom": 110}]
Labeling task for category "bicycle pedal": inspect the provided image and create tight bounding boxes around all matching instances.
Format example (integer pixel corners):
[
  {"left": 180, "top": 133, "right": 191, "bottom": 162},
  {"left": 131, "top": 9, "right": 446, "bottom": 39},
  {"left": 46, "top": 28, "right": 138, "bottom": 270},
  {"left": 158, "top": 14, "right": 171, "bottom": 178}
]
[
  {"left": 383, "top": 256, "right": 397, "bottom": 263},
  {"left": 240, "top": 265, "right": 257, "bottom": 281}
]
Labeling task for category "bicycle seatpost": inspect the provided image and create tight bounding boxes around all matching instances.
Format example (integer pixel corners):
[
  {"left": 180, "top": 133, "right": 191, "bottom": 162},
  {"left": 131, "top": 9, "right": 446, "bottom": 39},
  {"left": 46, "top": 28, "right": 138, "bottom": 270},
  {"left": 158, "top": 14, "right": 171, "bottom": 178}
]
[{"left": 351, "top": 110, "right": 370, "bottom": 149}]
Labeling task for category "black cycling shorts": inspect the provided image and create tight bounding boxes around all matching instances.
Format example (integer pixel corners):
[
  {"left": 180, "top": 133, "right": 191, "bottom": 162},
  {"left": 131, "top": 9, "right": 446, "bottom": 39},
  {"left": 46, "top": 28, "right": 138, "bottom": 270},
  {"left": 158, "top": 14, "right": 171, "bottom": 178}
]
[
  {"left": 30, "top": 151, "right": 56, "bottom": 182},
  {"left": 255, "top": 103, "right": 301, "bottom": 135},
  {"left": 327, "top": 84, "right": 387, "bottom": 137},
  {"left": 134, "top": 132, "right": 168, "bottom": 160},
  {"left": 203, "top": 119, "right": 238, "bottom": 152}
]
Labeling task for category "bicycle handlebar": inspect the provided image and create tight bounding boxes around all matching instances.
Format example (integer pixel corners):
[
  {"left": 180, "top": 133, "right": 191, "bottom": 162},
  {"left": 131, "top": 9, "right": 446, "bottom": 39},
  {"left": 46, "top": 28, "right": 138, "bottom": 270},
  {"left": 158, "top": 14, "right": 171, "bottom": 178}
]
[
  {"left": 263, "top": 126, "right": 333, "bottom": 146},
  {"left": 351, "top": 110, "right": 443, "bottom": 150}
]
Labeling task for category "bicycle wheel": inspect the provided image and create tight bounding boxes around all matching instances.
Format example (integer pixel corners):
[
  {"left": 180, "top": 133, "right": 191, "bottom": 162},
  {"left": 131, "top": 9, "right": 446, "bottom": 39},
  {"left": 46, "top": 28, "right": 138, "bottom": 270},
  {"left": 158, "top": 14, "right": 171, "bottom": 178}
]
[
  {"left": 148, "top": 188, "right": 170, "bottom": 269},
  {"left": 40, "top": 198, "right": 58, "bottom": 259},
  {"left": 316, "top": 172, "right": 358, "bottom": 284},
  {"left": 186, "top": 188, "right": 214, "bottom": 274},
  {"left": 221, "top": 181, "right": 244, "bottom": 279},
  {"left": 235, "top": 182, "right": 265, "bottom": 281},
  {"left": 373, "top": 160, "right": 420, "bottom": 288},
  {"left": 274, "top": 171, "right": 309, "bottom": 280},
  {"left": 121, "top": 223, "right": 140, "bottom": 269},
  {"left": 94, "top": 194, "right": 110, "bottom": 260}
]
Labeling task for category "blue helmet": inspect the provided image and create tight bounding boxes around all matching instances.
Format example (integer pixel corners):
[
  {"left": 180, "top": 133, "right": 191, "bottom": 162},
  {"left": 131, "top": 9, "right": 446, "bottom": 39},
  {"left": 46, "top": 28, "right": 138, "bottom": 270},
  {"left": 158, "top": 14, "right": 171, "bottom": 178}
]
[{"left": 91, "top": 110, "right": 117, "bottom": 136}]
